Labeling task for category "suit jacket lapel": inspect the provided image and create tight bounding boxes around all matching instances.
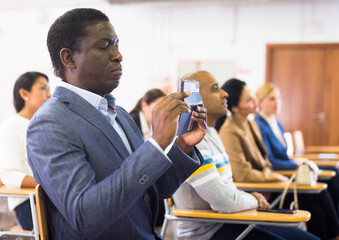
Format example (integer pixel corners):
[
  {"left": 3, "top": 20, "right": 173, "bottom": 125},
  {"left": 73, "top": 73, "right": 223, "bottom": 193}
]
[
  {"left": 53, "top": 87, "right": 130, "bottom": 160},
  {"left": 248, "top": 120, "right": 268, "bottom": 159},
  {"left": 259, "top": 115, "right": 287, "bottom": 151},
  {"left": 232, "top": 116, "right": 260, "bottom": 162}
]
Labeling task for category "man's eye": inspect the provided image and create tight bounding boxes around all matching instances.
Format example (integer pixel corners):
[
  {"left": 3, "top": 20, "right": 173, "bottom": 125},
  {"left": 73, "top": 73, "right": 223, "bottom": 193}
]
[{"left": 99, "top": 42, "right": 109, "bottom": 49}]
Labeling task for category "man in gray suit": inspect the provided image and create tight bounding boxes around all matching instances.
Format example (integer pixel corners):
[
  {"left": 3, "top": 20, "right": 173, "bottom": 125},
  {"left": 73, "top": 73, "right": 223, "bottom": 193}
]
[{"left": 27, "top": 8, "right": 207, "bottom": 240}]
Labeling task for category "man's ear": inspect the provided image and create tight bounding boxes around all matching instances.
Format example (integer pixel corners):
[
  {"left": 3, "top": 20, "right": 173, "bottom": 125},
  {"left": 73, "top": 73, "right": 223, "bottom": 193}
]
[{"left": 60, "top": 48, "right": 76, "bottom": 69}]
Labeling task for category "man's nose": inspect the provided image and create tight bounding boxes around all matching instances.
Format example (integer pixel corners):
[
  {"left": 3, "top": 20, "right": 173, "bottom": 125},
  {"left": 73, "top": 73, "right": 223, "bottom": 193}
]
[
  {"left": 111, "top": 47, "right": 123, "bottom": 62},
  {"left": 221, "top": 89, "right": 228, "bottom": 98}
]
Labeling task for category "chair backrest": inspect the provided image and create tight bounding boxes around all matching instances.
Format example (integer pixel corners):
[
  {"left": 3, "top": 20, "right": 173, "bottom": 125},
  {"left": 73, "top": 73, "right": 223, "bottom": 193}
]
[
  {"left": 35, "top": 184, "right": 49, "bottom": 240},
  {"left": 293, "top": 130, "right": 305, "bottom": 155},
  {"left": 283, "top": 132, "right": 294, "bottom": 157}
]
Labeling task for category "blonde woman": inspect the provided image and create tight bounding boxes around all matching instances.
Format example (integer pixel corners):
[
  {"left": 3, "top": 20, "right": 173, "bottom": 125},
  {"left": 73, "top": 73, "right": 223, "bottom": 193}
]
[{"left": 255, "top": 83, "right": 339, "bottom": 235}]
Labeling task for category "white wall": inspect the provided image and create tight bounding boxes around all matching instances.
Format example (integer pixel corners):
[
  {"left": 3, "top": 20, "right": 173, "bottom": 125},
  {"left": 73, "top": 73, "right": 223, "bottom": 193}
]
[{"left": 0, "top": 0, "right": 338, "bottom": 122}]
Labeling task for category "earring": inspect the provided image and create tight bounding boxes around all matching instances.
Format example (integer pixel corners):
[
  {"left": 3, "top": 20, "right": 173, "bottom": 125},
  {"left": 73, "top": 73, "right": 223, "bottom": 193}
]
[{"left": 25, "top": 98, "right": 28, "bottom": 101}]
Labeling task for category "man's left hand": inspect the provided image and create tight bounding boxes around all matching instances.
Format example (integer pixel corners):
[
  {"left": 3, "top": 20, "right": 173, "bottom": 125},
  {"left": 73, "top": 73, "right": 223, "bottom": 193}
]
[{"left": 177, "top": 105, "right": 207, "bottom": 154}]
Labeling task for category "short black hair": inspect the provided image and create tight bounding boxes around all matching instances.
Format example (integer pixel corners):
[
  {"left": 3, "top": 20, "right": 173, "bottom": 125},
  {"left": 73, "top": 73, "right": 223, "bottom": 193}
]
[
  {"left": 13, "top": 72, "right": 49, "bottom": 113},
  {"left": 47, "top": 8, "right": 109, "bottom": 80}
]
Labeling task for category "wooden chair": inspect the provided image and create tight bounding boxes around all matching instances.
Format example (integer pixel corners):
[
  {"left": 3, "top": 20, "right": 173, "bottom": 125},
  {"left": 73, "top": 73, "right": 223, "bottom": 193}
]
[
  {"left": 35, "top": 184, "right": 49, "bottom": 240},
  {"left": 274, "top": 169, "right": 336, "bottom": 181},
  {"left": 305, "top": 145, "right": 339, "bottom": 154},
  {"left": 161, "top": 198, "right": 311, "bottom": 240}
]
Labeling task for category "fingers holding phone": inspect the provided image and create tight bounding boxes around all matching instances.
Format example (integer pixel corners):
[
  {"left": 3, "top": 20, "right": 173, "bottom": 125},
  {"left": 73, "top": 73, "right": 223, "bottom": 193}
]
[{"left": 151, "top": 91, "right": 194, "bottom": 151}]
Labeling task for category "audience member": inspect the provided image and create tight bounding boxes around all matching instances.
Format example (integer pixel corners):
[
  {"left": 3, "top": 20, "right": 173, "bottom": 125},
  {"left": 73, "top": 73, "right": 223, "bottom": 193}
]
[
  {"left": 129, "top": 88, "right": 166, "bottom": 141},
  {"left": 173, "top": 71, "right": 319, "bottom": 240},
  {"left": 26, "top": 8, "right": 207, "bottom": 239},
  {"left": 217, "top": 78, "right": 339, "bottom": 239},
  {"left": 0, "top": 71, "right": 51, "bottom": 230},
  {"left": 255, "top": 83, "right": 339, "bottom": 216},
  {"left": 217, "top": 79, "right": 287, "bottom": 182}
]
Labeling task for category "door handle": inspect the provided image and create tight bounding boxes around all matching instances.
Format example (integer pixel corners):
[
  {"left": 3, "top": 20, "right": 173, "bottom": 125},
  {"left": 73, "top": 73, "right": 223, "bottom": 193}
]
[{"left": 313, "top": 112, "right": 325, "bottom": 123}]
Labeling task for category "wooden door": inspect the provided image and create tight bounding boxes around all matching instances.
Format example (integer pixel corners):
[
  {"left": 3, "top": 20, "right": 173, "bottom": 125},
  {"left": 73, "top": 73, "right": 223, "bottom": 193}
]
[{"left": 266, "top": 43, "right": 339, "bottom": 146}]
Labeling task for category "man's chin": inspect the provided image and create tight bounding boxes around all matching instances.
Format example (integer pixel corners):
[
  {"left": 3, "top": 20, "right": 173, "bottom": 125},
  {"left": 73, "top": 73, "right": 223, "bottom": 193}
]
[{"left": 104, "top": 81, "right": 120, "bottom": 95}]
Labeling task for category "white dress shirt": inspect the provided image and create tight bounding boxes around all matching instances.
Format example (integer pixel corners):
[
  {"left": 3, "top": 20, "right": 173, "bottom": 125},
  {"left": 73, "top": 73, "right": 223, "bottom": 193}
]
[
  {"left": 259, "top": 112, "right": 286, "bottom": 147},
  {"left": 59, "top": 81, "right": 164, "bottom": 154}
]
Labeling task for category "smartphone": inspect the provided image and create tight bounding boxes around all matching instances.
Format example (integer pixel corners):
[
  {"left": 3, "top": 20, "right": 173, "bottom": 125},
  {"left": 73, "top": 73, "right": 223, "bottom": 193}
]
[
  {"left": 177, "top": 80, "right": 203, "bottom": 135},
  {"left": 257, "top": 207, "right": 298, "bottom": 214}
]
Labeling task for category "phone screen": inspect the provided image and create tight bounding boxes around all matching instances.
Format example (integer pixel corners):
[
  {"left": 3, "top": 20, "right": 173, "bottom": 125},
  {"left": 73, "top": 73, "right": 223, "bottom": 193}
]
[
  {"left": 177, "top": 80, "right": 203, "bottom": 135},
  {"left": 257, "top": 207, "right": 298, "bottom": 214}
]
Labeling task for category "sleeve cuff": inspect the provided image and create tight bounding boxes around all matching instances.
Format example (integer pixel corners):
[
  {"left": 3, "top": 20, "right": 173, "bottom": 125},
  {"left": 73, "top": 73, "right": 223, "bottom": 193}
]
[{"left": 148, "top": 138, "right": 172, "bottom": 163}]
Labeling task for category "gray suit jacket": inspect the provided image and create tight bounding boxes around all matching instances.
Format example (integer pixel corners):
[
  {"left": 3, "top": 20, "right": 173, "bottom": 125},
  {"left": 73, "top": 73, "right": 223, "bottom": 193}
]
[{"left": 27, "top": 87, "right": 203, "bottom": 240}]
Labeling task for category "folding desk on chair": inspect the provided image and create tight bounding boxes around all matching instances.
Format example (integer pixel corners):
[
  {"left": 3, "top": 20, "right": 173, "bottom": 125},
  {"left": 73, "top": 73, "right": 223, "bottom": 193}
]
[
  {"left": 235, "top": 182, "right": 327, "bottom": 208},
  {"left": 161, "top": 198, "right": 311, "bottom": 240},
  {"left": 311, "top": 160, "right": 339, "bottom": 168},
  {"left": 294, "top": 153, "right": 339, "bottom": 161},
  {"left": 274, "top": 170, "right": 336, "bottom": 181},
  {"left": 0, "top": 186, "right": 39, "bottom": 240},
  {"left": 305, "top": 146, "right": 339, "bottom": 154}
]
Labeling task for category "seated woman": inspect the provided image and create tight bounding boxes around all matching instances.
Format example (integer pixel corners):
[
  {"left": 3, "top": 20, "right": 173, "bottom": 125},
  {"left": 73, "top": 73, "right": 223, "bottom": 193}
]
[
  {"left": 0, "top": 72, "right": 51, "bottom": 230},
  {"left": 129, "top": 88, "right": 165, "bottom": 141},
  {"left": 255, "top": 83, "right": 339, "bottom": 216},
  {"left": 217, "top": 78, "right": 339, "bottom": 240},
  {"left": 129, "top": 88, "right": 166, "bottom": 232},
  {"left": 173, "top": 71, "right": 319, "bottom": 240}
]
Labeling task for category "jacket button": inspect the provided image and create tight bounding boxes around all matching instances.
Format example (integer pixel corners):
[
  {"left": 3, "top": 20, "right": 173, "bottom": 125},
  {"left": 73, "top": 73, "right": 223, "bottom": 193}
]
[
  {"left": 139, "top": 179, "right": 145, "bottom": 184},
  {"left": 144, "top": 194, "right": 150, "bottom": 202}
]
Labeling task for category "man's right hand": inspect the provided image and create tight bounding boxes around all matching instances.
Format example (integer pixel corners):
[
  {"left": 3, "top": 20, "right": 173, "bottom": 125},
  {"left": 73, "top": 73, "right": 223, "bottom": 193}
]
[
  {"left": 251, "top": 192, "right": 270, "bottom": 208},
  {"left": 151, "top": 92, "right": 191, "bottom": 150}
]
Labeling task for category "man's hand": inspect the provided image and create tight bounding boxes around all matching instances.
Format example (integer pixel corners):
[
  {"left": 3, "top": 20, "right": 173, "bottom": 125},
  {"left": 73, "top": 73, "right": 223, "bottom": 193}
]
[
  {"left": 151, "top": 92, "right": 192, "bottom": 151},
  {"left": 151, "top": 92, "right": 207, "bottom": 154},
  {"left": 176, "top": 105, "right": 207, "bottom": 154},
  {"left": 251, "top": 192, "right": 270, "bottom": 208}
]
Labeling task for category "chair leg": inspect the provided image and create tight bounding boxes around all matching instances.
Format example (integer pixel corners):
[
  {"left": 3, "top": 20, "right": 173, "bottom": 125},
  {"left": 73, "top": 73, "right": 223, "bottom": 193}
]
[
  {"left": 171, "top": 221, "right": 178, "bottom": 240},
  {"left": 29, "top": 193, "right": 39, "bottom": 240},
  {"left": 161, "top": 218, "right": 168, "bottom": 238},
  {"left": 235, "top": 224, "right": 255, "bottom": 240}
]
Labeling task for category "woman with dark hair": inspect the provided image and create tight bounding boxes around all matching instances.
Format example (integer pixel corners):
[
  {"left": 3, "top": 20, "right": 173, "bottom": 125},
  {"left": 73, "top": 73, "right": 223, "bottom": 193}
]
[
  {"left": 130, "top": 88, "right": 166, "bottom": 140},
  {"left": 0, "top": 71, "right": 51, "bottom": 230},
  {"left": 217, "top": 78, "right": 339, "bottom": 240},
  {"left": 218, "top": 79, "right": 286, "bottom": 182}
]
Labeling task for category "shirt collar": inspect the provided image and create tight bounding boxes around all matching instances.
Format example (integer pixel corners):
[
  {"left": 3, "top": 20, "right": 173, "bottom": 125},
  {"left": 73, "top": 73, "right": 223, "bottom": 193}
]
[
  {"left": 59, "top": 81, "right": 116, "bottom": 111},
  {"left": 259, "top": 112, "right": 277, "bottom": 125}
]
